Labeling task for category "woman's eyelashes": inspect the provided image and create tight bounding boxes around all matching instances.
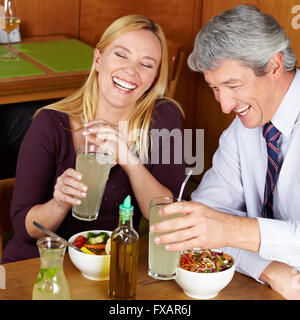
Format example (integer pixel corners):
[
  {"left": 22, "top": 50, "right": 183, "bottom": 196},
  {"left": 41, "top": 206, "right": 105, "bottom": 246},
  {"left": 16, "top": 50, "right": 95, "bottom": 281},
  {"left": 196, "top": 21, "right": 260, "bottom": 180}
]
[
  {"left": 115, "top": 51, "right": 127, "bottom": 59},
  {"left": 114, "top": 51, "right": 154, "bottom": 69},
  {"left": 140, "top": 62, "right": 153, "bottom": 69}
]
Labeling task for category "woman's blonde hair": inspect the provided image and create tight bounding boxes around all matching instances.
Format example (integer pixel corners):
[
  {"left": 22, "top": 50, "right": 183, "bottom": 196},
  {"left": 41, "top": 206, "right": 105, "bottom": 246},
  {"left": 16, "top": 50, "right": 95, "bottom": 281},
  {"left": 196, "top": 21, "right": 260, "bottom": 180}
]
[{"left": 36, "top": 15, "right": 183, "bottom": 159}]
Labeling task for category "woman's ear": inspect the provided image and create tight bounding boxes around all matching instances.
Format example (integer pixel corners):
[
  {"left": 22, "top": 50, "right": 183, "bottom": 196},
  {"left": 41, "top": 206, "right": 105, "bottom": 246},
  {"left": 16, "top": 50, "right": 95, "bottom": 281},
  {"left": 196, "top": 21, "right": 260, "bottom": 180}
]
[{"left": 93, "top": 48, "right": 101, "bottom": 72}]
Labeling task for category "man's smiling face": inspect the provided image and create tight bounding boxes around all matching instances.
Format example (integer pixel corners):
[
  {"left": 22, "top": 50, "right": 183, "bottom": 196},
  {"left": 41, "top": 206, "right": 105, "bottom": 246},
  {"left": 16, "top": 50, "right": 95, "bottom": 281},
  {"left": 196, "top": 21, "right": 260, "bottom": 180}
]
[{"left": 203, "top": 59, "right": 278, "bottom": 128}]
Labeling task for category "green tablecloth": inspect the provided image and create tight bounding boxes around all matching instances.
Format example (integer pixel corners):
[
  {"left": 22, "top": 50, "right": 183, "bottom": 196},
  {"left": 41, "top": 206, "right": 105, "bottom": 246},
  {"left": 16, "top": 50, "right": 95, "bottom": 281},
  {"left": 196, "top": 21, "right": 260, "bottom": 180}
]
[
  {"left": 13, "top": 39, "right": 94, "bottom": 73},
  {"left": 0, "top": 46, "right": 45, "bottom": 79}
]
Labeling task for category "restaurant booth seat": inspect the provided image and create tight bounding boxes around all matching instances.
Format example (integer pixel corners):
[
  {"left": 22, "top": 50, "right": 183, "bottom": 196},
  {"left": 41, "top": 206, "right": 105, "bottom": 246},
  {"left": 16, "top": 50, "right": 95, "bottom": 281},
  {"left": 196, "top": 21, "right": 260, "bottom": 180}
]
[
  {"left": 0, "top": 100, "right": 53, "bottom": 180},
  {"left": 0, "top": 178, "right": 14, "bottom": 260}
]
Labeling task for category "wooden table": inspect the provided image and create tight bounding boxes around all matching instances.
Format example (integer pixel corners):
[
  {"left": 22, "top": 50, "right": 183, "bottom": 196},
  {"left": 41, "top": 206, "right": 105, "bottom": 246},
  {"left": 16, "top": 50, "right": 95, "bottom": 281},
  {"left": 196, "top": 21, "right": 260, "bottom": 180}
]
[
  {"left": 0, "top": 36, "right": 90, "bottom": 105},
  {"left": 0, "top": 238, "right": 284, "bottom": 301}
]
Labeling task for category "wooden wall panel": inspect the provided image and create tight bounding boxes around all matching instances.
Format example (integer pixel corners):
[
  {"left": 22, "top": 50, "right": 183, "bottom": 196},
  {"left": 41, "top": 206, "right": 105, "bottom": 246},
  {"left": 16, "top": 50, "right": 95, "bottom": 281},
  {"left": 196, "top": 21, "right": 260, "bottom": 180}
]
[
  {"left": 79, "top": 0, "right": 202, "bottom": 131},
  {"left": 79, "top": 0, "right": 196, "bottom": 47},
  {"left": 14, "top": 0, "right": 80, "bottom": 38}
]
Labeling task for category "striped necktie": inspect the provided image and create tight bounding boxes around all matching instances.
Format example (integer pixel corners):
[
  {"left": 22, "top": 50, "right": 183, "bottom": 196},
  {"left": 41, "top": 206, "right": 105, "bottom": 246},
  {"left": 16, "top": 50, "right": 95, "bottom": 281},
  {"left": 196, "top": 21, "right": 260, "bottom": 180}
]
[{"left": 261, "top": 122, "right": 281, "bottom": 219}]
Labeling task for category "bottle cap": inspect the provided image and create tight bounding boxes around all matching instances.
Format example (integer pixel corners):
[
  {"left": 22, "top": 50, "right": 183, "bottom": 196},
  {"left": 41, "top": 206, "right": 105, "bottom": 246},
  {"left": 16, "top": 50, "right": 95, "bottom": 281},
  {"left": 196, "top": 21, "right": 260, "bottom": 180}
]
[{"left": 119, "top": 195, "right": 134, "bottom": 224}]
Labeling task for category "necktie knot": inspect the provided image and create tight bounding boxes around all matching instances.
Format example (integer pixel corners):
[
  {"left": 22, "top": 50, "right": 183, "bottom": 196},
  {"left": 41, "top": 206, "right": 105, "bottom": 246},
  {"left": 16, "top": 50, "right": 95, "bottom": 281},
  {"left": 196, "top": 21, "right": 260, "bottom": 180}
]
[{"left": 263, "top": 122, "right": 281, "bottom": 143}]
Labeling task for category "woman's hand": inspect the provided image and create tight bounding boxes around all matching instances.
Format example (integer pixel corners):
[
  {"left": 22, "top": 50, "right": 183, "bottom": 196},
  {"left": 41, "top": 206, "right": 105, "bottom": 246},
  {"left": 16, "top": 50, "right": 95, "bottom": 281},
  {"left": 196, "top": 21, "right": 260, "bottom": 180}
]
[
  {"left": 25, "top": 168, "right": 87, "bottom": 238},
  {"left": 82, "top": 120, "right": 138, "bottom": 166},
  {"left": 53, "top": 168, "right": 88, "bottom": 211}
]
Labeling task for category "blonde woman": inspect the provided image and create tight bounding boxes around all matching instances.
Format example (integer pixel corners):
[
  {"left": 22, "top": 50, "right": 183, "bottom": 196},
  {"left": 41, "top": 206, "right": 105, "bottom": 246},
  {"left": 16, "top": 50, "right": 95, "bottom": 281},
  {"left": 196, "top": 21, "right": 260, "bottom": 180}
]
[{"left": 2, "top": 15, "right": 187, "bottom": 263}]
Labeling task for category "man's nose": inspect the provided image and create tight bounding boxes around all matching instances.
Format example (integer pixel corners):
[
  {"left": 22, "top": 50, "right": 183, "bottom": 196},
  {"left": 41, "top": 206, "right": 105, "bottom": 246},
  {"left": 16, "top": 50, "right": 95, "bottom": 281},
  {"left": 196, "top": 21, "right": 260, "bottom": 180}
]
[{"left": 218, "top": 90, "right": 236, "bottom": 114}]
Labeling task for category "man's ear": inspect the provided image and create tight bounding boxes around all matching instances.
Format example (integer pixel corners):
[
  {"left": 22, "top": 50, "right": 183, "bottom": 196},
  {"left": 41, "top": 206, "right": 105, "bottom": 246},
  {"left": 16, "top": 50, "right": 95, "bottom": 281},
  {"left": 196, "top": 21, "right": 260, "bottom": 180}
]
[
  {"left": 266, "top": 52, "right": 284, "bottom": 79},
  {"left": 93, "top": 48, "right": 101, "bottom": 72}
]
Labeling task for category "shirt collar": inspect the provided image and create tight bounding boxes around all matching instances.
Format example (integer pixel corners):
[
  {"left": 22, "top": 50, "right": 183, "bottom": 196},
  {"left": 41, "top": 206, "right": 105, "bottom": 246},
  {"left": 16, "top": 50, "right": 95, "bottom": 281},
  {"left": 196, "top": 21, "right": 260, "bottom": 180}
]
[{"left": 271, "top": 68, "right": 300, "bottom": 138}]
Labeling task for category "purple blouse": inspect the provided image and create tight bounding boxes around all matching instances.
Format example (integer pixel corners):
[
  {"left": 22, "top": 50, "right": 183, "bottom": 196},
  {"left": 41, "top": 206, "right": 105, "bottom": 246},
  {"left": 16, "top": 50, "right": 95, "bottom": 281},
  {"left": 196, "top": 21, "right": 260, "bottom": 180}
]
[{"left": 2, "top": 100, "right": 188, "bottom": 263}]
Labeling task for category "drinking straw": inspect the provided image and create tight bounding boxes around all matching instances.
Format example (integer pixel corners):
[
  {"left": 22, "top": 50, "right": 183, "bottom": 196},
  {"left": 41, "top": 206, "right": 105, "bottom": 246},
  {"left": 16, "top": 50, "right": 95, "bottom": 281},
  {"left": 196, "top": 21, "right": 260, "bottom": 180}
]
[
  {"left": 178, "top": 169, "right": 193, "bottom": 202},
  {"left": 80, "top": 115, "right": 88, "bottom": 154},
  {"left": 85, "top": 136, "right": 88, "bottom": 154}
]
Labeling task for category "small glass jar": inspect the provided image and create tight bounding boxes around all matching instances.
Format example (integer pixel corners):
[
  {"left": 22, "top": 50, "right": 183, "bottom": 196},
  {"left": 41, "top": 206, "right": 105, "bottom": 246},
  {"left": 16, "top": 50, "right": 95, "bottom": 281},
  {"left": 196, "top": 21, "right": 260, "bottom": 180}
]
[{"left": 32, "top": 237, "right": 70, "bottom": 300}]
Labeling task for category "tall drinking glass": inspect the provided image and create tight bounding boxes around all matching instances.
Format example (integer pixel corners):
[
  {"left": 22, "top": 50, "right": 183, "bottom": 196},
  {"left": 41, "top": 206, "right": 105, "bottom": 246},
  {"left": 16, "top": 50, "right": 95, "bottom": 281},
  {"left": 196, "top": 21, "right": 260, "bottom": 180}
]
[
  {"left": 72, "top": 146, "right": 112, "bottom": 221},
  {"left": 148, "top": 196, "right": 183, "bottom": 280}
]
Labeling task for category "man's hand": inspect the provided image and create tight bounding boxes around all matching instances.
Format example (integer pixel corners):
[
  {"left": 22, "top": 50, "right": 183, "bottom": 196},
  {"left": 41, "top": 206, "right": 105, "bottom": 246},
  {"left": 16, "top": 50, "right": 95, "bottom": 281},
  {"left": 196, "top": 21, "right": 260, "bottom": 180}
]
[
  {"left": 259, "top": 261, "right": 300, "bottom": 300},
  {"left": 150, "top": 201, "right": 260, "bottom": 252}
]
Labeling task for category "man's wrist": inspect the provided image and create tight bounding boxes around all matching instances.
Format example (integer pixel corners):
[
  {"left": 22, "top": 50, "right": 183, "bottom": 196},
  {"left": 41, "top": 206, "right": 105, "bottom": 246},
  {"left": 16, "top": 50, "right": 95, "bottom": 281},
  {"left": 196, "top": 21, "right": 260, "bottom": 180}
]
[
  {"left": 259, "top": 261, "right": 288, "bottom": 289},
  {"left": 229, "top": 215, "right": 261, "bottom": 252}
]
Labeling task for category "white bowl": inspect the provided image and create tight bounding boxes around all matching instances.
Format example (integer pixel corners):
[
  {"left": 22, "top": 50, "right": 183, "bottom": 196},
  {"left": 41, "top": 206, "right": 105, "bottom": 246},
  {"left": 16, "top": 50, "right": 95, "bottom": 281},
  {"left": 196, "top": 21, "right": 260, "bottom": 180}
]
[
  {"left": 175, "top": 250, "right": 235, "bottom": 299},
  {"left": 68, "top": 230, "right": 112, "bottom": 281}
]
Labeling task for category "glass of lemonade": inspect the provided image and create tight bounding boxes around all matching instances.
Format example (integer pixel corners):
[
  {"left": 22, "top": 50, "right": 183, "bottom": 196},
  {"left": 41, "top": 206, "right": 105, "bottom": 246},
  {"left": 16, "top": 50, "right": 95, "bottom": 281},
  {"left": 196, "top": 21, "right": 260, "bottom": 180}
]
[
  {"left": 148, "top": 196, "right": 183, "bottom": 280},
  {"left": 72, "top": 146, "right": 112, "bottom": 221}
]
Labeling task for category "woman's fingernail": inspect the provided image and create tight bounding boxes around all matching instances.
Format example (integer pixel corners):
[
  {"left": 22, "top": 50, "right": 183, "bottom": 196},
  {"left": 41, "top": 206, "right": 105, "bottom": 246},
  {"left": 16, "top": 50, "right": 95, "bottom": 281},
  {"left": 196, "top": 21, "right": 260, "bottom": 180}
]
[
  {"left": 77, "top": 174, "right": 82, "bottom": 180},
  {"left": 82, "top": 130, "right": 88, "bottom": 135},
  {"left": 154, "top": 237, "right": 160, "bottom": 244},
  {"left": 82, "top": 186, "right": 87, "bottom": 191},
  {"left": 88, "top": 127, "right": 95, "bottom": 132},
  {"left": 76, "top": 200, "right": 81, "bottom": 205},
  {"left": 150, "top": 225, "right": 154, "bottom": 232},
  {"left": 81, "top": 192, "right": 86, "bottom": 198}
]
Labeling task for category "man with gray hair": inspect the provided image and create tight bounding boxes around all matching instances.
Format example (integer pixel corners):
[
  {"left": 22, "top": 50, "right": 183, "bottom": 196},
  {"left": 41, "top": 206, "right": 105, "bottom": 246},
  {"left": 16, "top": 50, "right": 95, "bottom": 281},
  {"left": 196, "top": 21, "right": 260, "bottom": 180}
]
[{"left": 151, "top": 5, "right": 300, "bottom": 299}]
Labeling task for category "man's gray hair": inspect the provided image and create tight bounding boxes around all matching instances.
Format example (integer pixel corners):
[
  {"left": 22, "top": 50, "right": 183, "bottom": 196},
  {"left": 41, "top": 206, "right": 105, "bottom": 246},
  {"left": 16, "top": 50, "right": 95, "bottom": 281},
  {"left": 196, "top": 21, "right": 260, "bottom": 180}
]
[{"left": 188, "top": 5, "right": 297, "bottom": 75}]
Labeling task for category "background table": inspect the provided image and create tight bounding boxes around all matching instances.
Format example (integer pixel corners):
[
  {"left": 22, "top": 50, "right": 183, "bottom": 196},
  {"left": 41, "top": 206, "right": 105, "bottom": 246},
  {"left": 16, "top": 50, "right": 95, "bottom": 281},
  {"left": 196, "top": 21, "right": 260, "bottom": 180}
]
[
  {"left": 0, "top": 36, "right": 92, "bottom": 105},
  {"left": 0, "top": 238, "right": 284, "bottom": 300}
]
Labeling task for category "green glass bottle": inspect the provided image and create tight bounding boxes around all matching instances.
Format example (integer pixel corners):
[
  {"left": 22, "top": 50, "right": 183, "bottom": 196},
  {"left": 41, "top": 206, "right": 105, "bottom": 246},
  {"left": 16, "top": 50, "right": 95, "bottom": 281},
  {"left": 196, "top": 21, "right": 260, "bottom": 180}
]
[{"left": 108, "top": 195, "right": 139, "bottom": 300}]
